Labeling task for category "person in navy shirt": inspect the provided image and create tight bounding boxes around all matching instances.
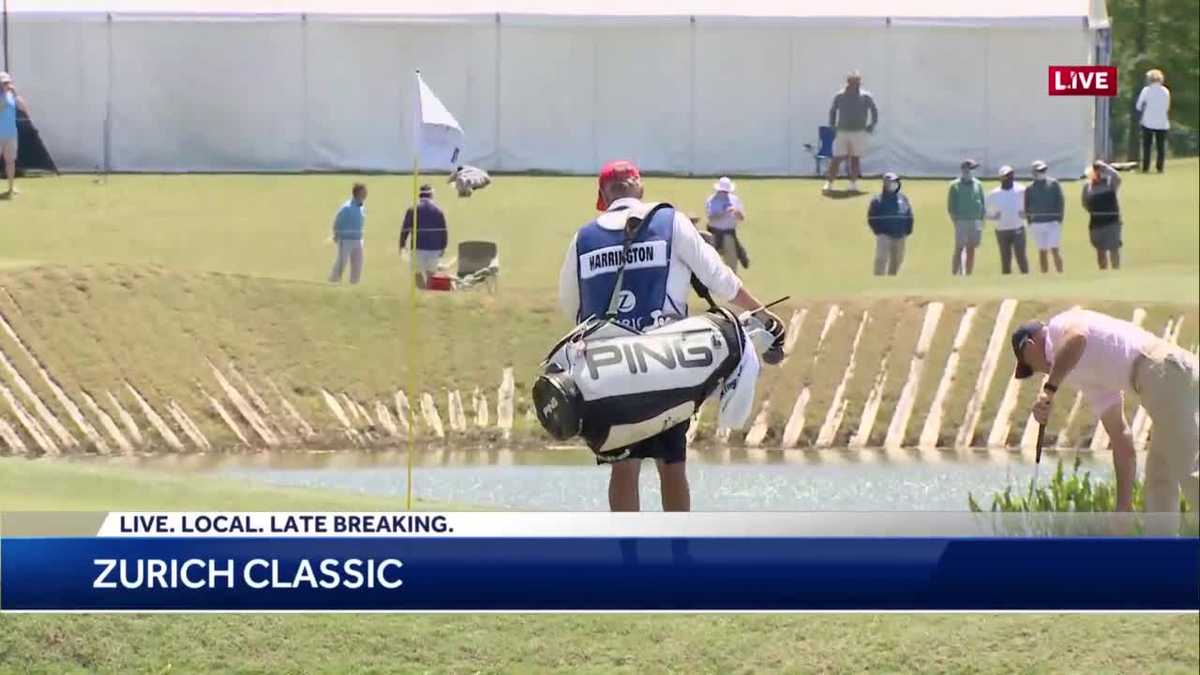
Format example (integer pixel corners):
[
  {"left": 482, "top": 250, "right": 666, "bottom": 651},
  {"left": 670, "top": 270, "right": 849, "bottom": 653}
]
[
  {"left": 867, "top": 172, "right": 914, "bottom": 275},
  {"left": 400, "top": 184, "right": 450, "bottom": 289},
  {"left": 557, "top": 160, "right": 779, "bottom": 512}
]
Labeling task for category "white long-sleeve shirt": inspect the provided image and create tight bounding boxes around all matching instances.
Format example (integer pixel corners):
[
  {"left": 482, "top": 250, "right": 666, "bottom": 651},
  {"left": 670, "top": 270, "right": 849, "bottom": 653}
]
[
  {"left": 986, "top": 185, "right": 1026, "bottom": 232},
  {"left": 1136, "top": 83, "right": 1171, "bottom": 131},
  {"left": 558, "top": 198, "right": 742, "bottom": 323}
]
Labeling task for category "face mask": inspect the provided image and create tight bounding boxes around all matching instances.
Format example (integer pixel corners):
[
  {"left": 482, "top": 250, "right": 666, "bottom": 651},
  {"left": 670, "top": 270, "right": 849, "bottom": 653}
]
[
  {"left": 1033, "top": 171, "right": 1046, "bottom": 181},
  {"left": 884, "top": 182, "right": 898, "bottom": 193}
]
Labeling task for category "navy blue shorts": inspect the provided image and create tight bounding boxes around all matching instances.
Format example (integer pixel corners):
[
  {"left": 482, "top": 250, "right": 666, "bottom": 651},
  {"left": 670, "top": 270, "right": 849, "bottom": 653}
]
[{"left": 595, "top": 421, "right": 690, "bottom": 466}]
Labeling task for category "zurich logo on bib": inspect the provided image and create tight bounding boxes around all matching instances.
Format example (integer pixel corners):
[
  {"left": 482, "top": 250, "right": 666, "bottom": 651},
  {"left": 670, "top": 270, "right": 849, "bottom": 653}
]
[
  {"left": 616, "top": 290, "right": 637, "bottom": 313},
  {"left": 574, "top": 205, "right": 675, "bottom": 331}
]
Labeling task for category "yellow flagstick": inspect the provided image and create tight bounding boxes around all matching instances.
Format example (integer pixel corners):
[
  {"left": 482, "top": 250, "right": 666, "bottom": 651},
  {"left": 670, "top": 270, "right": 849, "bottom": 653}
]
[
  {"left": 406, "top": 72, "right": 422, "bottom": 511},
  {"left": 406, "top": 156, "right": 419, "bottom": 510}
]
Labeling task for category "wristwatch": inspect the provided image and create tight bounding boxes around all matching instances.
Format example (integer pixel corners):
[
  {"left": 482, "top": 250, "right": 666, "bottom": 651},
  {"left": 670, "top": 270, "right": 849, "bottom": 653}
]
[{"left": 1043, "top": 382, "right": 1059, "bottom": 394}]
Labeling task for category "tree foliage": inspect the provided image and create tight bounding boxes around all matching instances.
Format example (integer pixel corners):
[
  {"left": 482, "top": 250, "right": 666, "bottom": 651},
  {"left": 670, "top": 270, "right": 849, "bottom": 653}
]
[{"left": 1109, "top": 0, "right": 1200, "bottom": 156}]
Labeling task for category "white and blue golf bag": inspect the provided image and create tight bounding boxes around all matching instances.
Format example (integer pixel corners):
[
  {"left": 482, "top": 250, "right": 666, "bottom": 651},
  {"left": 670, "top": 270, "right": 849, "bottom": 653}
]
[
  {"left": 533, "top": 307, "right": 781, "bottom": 459},
  {"left": 533, "top": 202, "right": 784, "bottom": 460}
]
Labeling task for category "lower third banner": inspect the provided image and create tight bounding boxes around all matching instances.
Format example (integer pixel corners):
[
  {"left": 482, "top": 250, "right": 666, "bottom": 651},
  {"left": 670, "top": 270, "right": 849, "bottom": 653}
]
[{"left": 2, "top": 536, "right": 1196, "bottom": 610}]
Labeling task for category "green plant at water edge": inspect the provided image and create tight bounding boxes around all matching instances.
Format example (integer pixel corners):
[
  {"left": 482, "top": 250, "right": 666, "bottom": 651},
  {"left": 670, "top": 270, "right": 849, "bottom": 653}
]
[{"left": 967, "top": 456, "right": 1190, "bottom": 514}]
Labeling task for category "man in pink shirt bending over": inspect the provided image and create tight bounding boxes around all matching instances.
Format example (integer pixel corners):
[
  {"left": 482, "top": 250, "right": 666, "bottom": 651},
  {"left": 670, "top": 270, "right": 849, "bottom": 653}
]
[{"left": 1011, "top": 309, "right": 1198, "bottom": 517}]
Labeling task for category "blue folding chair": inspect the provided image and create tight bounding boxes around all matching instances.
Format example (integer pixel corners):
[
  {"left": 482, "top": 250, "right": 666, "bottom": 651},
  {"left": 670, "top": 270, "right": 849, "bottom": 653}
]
[{"left": 803, "top": 126, "right": 836, "bottom": 176}]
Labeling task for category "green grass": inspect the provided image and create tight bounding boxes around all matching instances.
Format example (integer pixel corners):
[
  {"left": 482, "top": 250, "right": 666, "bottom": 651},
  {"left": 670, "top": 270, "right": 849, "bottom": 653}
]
[
  {"left": 0, "top": 166, "right": 1197, "bottom": 672},
  {"left": 1, "top": 613, "right": 1197, "bottom": 674},
  {"left": 0, "top": 456, "right": 455, "bottom": 511},
  {"left": 0, "top": 163, "right": 1195, "bottom": 451},
  {"left": 3, "top": 160, "right": 1197, "bottom": 302},
  {"left": 0, "top": 269, "right": 1191, "bottom": 452}
]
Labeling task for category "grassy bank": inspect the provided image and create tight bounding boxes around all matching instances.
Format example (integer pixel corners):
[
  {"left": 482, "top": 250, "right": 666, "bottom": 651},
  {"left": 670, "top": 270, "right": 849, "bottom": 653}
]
[
  {"left": 0, "top": 265, "right": 1190, "bottom": 449},
  {"left": 0, "top": 456, "right": 453, "bottom": 511},
  {"left": 0, "top": 163, "right": 1196, "bottom": 453},
  {"left": 0, "top": 268, "right": 1192, "bottom": 452}
]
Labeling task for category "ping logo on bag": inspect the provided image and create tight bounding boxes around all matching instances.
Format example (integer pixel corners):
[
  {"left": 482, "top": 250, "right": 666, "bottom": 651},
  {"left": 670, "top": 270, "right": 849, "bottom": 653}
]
[{"left": 584, "top": 335, "right": 714, "bottom": 380}]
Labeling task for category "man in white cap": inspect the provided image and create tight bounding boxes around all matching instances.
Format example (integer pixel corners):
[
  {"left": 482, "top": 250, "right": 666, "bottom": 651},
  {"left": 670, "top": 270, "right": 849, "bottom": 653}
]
[
  {"left": 0, "top": 72, "right": 30, "bottom": 198},
  {"left": 704, "top": 176, "right": 748, "bottom": 271},
  {"left": 1012, "top": 310, "right": 1198, "bottom": 520},
  {"left": 1023, "top": 160, "right": 1065, "bottom": 273},
  {"left": 985, "top": 165, "right": 1029, "bottom": 274}
]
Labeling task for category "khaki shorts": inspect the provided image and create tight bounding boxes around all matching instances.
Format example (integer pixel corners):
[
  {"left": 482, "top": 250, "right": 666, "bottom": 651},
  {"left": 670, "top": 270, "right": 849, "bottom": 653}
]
[
  {"left": 954, "top": 220, "right": 982, "bottom": 248},
  {"left": 412, "top": 249, "right": 444, "bottom": 275},
  {"left": 1134, "top": 345, "right": 1200, "bottom": 518},
  {"left": 833, "top": 130, "right": 870, "bottom": 157}
]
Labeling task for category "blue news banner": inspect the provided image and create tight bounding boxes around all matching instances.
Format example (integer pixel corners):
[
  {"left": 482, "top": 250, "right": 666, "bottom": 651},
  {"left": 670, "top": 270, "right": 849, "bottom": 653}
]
[{"left": 1, "top": 513, "right": 1196, "bottom": 610}]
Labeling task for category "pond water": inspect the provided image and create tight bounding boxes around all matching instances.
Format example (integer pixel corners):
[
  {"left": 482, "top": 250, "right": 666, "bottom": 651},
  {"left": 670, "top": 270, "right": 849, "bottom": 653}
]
[{"left": 129, "top": 446, "right": 1116, "bottom": 512}]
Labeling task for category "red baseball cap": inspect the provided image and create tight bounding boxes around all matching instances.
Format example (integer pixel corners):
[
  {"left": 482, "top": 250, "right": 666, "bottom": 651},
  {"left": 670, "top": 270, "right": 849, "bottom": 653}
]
[{"left": 596, "top": 160, "right": 640, "bottom": 211}]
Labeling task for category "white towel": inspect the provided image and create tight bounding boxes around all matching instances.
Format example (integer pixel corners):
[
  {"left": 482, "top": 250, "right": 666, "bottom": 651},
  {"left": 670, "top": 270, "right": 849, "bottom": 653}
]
[{"left": 718, "top": 321, "right": 763, "bottom": 429}]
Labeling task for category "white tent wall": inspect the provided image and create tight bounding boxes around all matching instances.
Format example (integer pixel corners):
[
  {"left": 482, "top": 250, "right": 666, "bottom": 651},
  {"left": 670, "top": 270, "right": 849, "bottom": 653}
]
[
  {"left": 4, "top": 9, "right": 1101, "bottom": 176},
  {"left": 592, "top": 22, "right": 693, "bottom": 174},
  {"left": 981, "top": 25, "right": 1094, "bottom": 178},
  {"left": 496, "top": 23, "right": 598, "bottom": 172},
  {"left": 692, "top": 23, "right": 794, "bottom": 175},
  {"left": 875, "top": 23, "right": 989, "bottom": 178},
  {"left": 109, "top": 17, "right": 306, "bottom": 171},
  {"left": 305, "top": 17, "right": 498, "bottom": 172},
  {"left": 7, "top": 15, "right": 109, "bottom": 170}
]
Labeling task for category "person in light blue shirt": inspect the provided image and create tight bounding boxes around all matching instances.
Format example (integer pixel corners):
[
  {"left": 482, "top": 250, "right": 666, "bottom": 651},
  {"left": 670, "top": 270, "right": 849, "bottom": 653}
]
[
  {"left": 329, "top": 183, "right": 367, "bottom": 284},
  {"left": 0, "top": 72, "right": 30, "bottom": 198}
]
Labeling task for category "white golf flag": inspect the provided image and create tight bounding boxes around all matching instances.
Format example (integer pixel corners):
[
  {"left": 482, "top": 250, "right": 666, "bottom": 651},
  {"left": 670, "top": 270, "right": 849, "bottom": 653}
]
[{"left": 414, "top": 71, "right": 465, "bottom": 170}]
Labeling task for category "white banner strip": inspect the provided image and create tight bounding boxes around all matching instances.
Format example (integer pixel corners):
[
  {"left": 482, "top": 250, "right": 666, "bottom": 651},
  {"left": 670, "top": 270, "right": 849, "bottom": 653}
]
[{"left": 91, "top": 512, "right": 1183, "bottom": 539}]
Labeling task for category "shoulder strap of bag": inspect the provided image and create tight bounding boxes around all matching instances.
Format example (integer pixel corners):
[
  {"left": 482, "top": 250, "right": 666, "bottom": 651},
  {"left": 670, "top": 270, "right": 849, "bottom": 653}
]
[{"left": 604, "top": 202, "right": 674, "bottom": 319}]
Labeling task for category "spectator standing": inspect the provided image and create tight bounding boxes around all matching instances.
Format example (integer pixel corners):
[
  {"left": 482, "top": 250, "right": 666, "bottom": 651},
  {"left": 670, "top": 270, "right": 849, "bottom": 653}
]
[
  {"left": 1082, "top": 160, "right": 1123, "bottom": 271},
  {"left": 0, "top": 72, "right": 30, "bottom": 199},
  {"left": 329, "top": 183, "right": 367, "bottom": 284},
  {"left": 823, "top": 71, "right": 879, "bottom": 194},
  {"left": 1024, "top": 160, "right": 1065, "bottom": 273},
  {"left": 704, "top": 176, "right": 749, "bottom": 272},
  {"left": 985, "top": 166, "right": 1029, "bottom": 275},
  {"left": 867, "top": 172, "right": 913, "bottom": 276},
  {"left": 400, "top": 184, "right": 449, "bottom": 289},
  {"left": 1135, "top": 69, "right": 1171, "bottom": 174},
  {"left": 947, "top": 159, "right": 986, "bottom": 276}
]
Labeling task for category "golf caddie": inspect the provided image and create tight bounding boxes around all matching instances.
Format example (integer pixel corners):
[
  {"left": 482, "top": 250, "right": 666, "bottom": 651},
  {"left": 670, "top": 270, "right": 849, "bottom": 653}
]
[
  {"left": 554, "top": 160, "right": 782, "bottom": 512},
  {"left": 1012, "top": 308, "right": 1199, "bottom": 517}
]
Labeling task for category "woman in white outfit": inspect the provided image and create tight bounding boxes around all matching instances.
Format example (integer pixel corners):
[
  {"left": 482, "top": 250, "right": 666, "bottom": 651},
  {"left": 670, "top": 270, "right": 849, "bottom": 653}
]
[{"left": 1135, "top": 69, "right": 1171, "bottom": 174}]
